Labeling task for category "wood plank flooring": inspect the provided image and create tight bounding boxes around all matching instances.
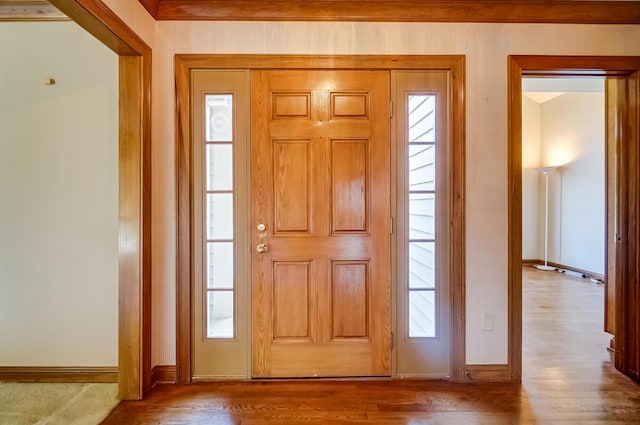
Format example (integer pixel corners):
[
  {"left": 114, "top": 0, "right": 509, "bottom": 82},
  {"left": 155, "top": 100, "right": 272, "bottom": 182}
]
[{"left": 101, "top": 267, "right": 640, "bottom": 424}]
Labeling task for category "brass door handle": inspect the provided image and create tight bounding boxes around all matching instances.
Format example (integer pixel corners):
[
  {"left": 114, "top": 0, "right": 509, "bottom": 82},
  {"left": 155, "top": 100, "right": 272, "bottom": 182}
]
[{"left": 256, "top": 244, "right": 269, "bottom": 253}]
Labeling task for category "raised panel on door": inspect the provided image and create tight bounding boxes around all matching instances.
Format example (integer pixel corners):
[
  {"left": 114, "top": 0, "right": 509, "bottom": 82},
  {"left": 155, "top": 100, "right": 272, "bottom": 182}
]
[
  {"left": 273, "top": 140, "right": 311, "bottom": 233},
  {"left": 331, "top": 261, "right": 370, "bottom": 339},
  {"left": 273, "top": 261, "right": 312, "bottom": 340},
  {"left": 331, "top": 140, "right": 368, "bottom": 233},
  {"left": 251, "top": 70, "right": 390, "bottom": 378}
]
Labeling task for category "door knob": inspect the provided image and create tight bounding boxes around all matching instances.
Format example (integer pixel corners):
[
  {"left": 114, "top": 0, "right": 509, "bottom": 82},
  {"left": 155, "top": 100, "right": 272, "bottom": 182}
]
[{"left": 256, "top": 244, "right": 269, "bottom": 253}]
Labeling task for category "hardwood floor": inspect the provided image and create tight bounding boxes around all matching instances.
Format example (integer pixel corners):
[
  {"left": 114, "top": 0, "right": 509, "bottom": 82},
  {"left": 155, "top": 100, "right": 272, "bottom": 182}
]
[{"left": 102, "top": 267, "right": 640, "bottom": 424}]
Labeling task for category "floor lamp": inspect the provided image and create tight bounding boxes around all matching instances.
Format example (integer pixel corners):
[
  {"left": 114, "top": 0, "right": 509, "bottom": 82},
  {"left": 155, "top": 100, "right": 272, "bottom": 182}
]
[{"left": 536, "top": 166, "right": 558, "bottom": 271}]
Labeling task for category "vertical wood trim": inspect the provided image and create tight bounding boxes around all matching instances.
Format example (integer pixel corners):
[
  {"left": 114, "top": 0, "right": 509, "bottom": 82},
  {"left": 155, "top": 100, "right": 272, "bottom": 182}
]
[
  {"left": 633, "top": 71, "right": 640, "bottom": 379},
  {"left": 615, "top": 74, "right": 630, "bottom": 376},
  {"left": 118, "top": 55, "right": 142, "bottom": 400},
  {"left": 49, "top": 0, "right": 153, "bottom": 400},
  {"left": 119, "top": 54, "right": 153, "bottom": 399},
  {"left": 633, "top": 71, "right": 639, "bottom": 379},
  {"left": 507, "top": 56, "right": 523, "bottom": 383},
  {"left": 449, "top": 56, "right": 466, "bottom": 383},
  {"left": 389, "top": 71, "right": 399, "bottom": 378},
  {"left": 175, "top": 55, "right": 465, "bottom": 383},
  {"left": 175, "top": 56, "right": 192, "bottom": 384},
  {"left": 605, "top": 79, "right": 620, "bottom": 336},
  {"left": 141, "top": 49, "right": 153, "bottom": 397},
  {"left": 616, "top": 71, "right": 640, "bottom": 379}
]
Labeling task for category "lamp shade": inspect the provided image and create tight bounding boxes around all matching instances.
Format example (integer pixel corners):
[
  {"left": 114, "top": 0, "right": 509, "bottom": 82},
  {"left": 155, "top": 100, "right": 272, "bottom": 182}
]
[{"left": 538, "top": 166, "right": 558, "bottom": 175}]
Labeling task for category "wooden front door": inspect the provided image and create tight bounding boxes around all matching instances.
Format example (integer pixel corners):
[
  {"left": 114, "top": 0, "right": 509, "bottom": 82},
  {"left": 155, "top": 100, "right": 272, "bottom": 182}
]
[{"left": 251, "top": 70, "right": 391, "bottom": 377}]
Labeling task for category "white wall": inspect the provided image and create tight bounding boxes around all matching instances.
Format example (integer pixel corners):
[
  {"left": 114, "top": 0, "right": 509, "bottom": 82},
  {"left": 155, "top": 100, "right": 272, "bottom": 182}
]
[
  {"left": 542, "top": 92, "right": 605, "bottom": 275},
  {"left": 148, "top": 22, "right": 640, "bottom": 366},
  {"left": 522, "top": 97, "right": 542, "bottom": 260},
  {"left": 0, "top": 22, "right": 119, "bottom": 366}
]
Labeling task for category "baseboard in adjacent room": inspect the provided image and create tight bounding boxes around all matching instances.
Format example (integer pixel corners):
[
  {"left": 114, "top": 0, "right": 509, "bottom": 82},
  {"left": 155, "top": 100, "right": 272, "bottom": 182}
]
[
  {"left": 522, "top": 259, "right": 605, "bottom": 283},
  {"left": 465, "top": 364, "right": 510, "bottom": 382},
  {"left": 0, "top": 366, "right": 118, "bottom": 383},
  {"left": 151, "top": 365, "right": 176, "bottom": 387}
]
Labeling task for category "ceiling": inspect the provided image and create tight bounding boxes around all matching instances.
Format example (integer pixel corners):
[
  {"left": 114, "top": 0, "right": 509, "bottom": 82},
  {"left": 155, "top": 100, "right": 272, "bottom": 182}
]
[
  {"left": 523, "top": 77, "right": 605, "bottom": 104},
  {"left": 0, "top": 0, "right": 67, "bottom": 21},
  {"left": 523, "top": 92, "right": 566, "bottom": 104}
]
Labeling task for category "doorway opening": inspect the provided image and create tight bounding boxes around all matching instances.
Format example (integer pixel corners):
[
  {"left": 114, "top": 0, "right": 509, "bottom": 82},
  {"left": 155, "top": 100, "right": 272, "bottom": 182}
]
[
  {"left": 508, "top": 55, "right": 640, "bottom": 383},
  {"left": 520, "top": 76, "right": 612, "bottom": 381}
]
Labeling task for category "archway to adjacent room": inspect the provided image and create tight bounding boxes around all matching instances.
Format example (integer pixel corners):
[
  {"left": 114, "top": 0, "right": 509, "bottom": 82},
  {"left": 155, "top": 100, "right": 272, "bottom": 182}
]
[{"left": 48, "top": 0, "right": 153, "bottom": 400}]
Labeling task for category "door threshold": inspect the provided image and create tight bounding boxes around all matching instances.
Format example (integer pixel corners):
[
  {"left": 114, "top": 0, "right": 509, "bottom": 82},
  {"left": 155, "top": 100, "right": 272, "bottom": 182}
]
[{"left": 251, "top": 374, "right": 452, "bottom": 382}]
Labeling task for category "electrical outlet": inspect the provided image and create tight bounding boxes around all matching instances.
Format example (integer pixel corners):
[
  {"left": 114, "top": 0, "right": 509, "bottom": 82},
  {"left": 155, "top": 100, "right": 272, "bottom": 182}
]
[{"left": 482, "top": 312, "right": 494, "bottom": 331}]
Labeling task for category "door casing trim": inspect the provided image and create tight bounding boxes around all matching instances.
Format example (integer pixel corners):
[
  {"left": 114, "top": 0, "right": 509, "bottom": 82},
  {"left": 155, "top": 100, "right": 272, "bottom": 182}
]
[
  {"left": 175, "top": 54, "right": 466, "bottom": 383},
  {"left": 507, "top": 55, "right": 640, "bottom": 382}
]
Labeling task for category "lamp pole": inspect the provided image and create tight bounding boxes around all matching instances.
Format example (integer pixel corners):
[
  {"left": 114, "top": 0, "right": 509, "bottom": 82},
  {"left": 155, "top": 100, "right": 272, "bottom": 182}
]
[{"left": 536, "top": 166, "right": 557, "bottom": 271}]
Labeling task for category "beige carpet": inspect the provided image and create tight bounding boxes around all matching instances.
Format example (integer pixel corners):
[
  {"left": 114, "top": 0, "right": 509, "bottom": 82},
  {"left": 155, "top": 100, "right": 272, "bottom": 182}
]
[{"left": 0, "top": 383, "right": 119, "bottom": 425}]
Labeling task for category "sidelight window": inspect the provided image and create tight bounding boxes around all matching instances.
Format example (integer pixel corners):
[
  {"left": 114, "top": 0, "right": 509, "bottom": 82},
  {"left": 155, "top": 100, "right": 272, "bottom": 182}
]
[
  {"left": 407, "top": 94, "right": 437, "bottom": 338},
  {"left": 204, "top": 94, "right": 235, "bottom": 339}
]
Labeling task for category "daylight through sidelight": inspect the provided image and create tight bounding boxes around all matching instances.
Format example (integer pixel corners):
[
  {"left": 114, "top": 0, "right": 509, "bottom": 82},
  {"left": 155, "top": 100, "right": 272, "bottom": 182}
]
[
  {"left": 407, "top": 94, "right": 437, "bottom": 338},
  {"left": 205, "top": 93, "right": 235, "bottom": 339}
]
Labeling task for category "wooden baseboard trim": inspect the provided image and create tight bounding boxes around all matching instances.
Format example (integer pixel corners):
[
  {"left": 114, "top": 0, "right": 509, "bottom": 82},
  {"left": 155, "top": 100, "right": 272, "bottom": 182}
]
[
  {"left": 465, "top": 364, "right": 510, "bottom": 382},
  {"left": 0, "top": 366, "right": 118, "bottom": 383},
  {"left": 151, "top": 365, "right": 176, "bottom": 387},
  {"left": 522, "top": 259, "right": 605, "bottom": 282}
]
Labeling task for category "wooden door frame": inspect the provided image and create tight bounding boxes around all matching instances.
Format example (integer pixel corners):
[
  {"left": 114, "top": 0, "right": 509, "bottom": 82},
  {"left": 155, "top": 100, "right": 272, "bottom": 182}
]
[
  {"left": 175, "top": 54, "right": 466, "bottom": 383},
  {"left": 508, "top": 55, "right": 640, "bottom": 382},
  {"left": 48, "top": 0, "right": 153, "bottom": 399}
]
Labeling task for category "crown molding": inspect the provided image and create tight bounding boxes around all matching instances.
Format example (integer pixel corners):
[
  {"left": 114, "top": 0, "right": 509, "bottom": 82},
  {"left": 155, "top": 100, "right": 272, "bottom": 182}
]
[{"left": 140, "top": 0, "right": 640, "bottom": 24}]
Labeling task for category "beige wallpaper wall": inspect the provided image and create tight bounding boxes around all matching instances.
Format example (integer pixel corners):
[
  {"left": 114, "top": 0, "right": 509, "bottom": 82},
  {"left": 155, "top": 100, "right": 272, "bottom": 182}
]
[{"left": 147, "top": 22, "right": 640, "bottom": 367}]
